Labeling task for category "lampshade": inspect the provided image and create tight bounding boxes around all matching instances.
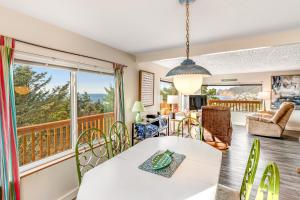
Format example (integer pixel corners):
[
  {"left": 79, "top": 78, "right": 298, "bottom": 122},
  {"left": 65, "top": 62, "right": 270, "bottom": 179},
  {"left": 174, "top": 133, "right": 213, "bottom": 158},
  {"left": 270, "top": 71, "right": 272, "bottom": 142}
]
[
  {"left": 132, "top": 101, "right": 145, "bottom": 112},
  {"left": 257, "top": 91, "right": 270, "bottom": 100},
  {"left": 167, "top": 95, "right": 179, "bottom": 104},
  {"left": 173, "top": 74, "right": 203, "bottom": 95},
  {"left": 166, "top": 59, "right": 211, "bottom": 95}
]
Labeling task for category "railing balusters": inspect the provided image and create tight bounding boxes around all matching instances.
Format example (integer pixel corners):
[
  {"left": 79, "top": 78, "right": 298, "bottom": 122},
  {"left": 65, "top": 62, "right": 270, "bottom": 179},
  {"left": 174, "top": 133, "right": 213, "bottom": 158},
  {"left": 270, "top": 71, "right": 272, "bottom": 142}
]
[
  {"left": 100, "top": 115, "right": 104, "bottom": 134},
  {"left": 22, "top": 135, "right": 26, "bottom": 165},
  {"left": 17, "top": 112, "right": 114, "bottom": 166},
  {"left": 208, "top": 100, "right": 262, "bottom": 112},
  {"left": 31, "top": 131, "right": 35, "bottom": 162},
  {"left": 54, "top": 128, "right": 57, "bottom": 154},
  {"left": 60, "top": 127, "right": 64, "bottom": 151},
  {"left": 66, "top": 125, "right": 70, "bottom": 149},
  {"left": 39, "top": 131, "right": 43, "bottom": 159},
  {"left": 46, "top": 129, "right": 51, "bottom": 156}
]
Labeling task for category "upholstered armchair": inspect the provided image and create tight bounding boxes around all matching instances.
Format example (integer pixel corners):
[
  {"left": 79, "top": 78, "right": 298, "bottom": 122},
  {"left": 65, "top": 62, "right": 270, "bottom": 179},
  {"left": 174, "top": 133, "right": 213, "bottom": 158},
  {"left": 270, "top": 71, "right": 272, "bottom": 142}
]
[
  {"left": 246, "top": 102, "right": 295, "bottom": 137},
  {"left": 202, "top": 106, "right": 233, "bottom": 146}
]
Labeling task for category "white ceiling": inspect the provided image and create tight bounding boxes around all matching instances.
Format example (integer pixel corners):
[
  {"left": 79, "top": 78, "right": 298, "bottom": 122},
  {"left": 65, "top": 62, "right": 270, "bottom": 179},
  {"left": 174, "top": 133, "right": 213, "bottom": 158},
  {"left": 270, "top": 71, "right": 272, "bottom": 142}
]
[
  {"left": 1, "top": 0, "right": 300, "bottom": 53},
  {"left": 154, "top": 43, "right": 300, "bottom": 74}
]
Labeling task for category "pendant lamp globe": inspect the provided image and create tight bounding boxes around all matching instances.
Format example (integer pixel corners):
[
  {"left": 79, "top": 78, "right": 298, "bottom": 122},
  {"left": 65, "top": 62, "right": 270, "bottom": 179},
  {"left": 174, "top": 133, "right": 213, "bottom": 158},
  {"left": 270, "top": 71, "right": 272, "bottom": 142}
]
[{"left": 166, "top": 0, "right": 211, "bottom": 94}]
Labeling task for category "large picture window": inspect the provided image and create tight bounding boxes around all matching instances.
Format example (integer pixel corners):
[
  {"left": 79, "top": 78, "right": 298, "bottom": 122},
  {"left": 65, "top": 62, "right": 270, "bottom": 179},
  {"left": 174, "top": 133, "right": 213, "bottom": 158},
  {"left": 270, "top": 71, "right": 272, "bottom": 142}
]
[
  {"left": 201, "top": 84, "right": 263, "bottom": 112},
  {"left": 13, "top": 64, "right": 72, "bottom": 166},
  {"left": 160, "top": 80, "right": 178, "bottom": 114},
  {"left": 160, "top": 80, "right": 177, "bottom": 102},
  {"left": 77, "top": 71, "right": 114, "bottom": 136},
  {"left": 13, "top": 61, "right": 115, "bottom": 169},
  {"left": 201, "top": 84, "right": 262, "bottom": 100}
]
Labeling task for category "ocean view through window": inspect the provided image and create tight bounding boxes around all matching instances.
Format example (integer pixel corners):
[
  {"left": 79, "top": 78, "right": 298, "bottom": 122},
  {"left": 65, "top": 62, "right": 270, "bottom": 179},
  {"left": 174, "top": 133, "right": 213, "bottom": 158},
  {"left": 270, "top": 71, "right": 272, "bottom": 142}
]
[
  {"left": 13, "top": 61, "right": 115, "bottom": 168},
  {"left": 77, "top": 71, "right": 114, "bottom": 117},
  {"left": 13, "top": 64, "right": 72, "bottom": 166}
]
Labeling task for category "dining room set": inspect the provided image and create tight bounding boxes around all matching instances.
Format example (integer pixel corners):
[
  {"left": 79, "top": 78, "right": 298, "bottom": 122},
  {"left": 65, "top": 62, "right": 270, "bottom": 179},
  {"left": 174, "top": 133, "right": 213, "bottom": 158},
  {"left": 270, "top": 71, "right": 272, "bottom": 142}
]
[{"left": 75, "top": 113, "right": 281, "bottom": 200}]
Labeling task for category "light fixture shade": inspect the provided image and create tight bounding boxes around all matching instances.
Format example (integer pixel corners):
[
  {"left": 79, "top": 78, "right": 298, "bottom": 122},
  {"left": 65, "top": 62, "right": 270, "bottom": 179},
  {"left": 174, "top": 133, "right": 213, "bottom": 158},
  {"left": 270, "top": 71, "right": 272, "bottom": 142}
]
[
  {"left": 167, "top": 95, "right": 179, "bottom": 104},
  {"left": 166, "top": 59, "right": 211, "bottom": 77},
  {"left": 173, "top": 74, "right": 203, "bottom": 94},
  {"left": 166, "top": 59, "right": 211, "bottom": 94},
  {"left": 131, "top": 101, "right": 145, "bottom": 112}
]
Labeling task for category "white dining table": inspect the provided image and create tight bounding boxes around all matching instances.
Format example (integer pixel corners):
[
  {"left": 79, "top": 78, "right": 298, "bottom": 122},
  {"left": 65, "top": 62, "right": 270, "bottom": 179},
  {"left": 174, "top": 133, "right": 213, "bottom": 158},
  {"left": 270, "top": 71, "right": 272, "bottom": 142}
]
[{"left": 77, "top": 136, "right": 222, "bottom": 200}]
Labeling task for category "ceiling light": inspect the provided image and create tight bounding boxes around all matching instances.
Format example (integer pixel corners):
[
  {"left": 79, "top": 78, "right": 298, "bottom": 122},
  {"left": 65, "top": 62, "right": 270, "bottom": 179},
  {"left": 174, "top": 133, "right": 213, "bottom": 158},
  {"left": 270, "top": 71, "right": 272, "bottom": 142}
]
[{"left": 166, "top": 0, "right": 211, "bottom": 94}]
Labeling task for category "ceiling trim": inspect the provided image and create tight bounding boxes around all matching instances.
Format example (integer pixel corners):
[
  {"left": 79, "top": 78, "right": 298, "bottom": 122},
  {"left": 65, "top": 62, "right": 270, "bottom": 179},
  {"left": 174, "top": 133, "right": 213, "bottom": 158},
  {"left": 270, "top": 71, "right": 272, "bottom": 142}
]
[{"left": 136, "top": 28, "right": 300, "bottom": 63}]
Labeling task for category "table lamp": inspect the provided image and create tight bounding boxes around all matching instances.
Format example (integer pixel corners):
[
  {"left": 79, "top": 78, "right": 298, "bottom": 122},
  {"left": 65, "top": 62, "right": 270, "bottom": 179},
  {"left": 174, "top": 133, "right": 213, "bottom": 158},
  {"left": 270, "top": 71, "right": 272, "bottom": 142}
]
[
  {"left": 132, "top": 101, "right": 145, "bottom": 122},
  {"left": 257, "top": 91, "right": 270, "bottom": 111},
  {"left": 167, "top": 95, "right": 179, "bottom": 119}
]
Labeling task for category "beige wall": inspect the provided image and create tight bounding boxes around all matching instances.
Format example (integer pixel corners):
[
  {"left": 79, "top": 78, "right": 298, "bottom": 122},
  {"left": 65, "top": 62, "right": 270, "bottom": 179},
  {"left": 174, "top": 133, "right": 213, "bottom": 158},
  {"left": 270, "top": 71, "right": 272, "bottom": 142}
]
[
  {"left": 0, "top": 5, "right": 140, "bottom": 200},
  {"left": 137, "top": 63, "right": 170, "bottom": 115},
  {"left": 204, "top": 70, "right": 300, "bottom": 131}
]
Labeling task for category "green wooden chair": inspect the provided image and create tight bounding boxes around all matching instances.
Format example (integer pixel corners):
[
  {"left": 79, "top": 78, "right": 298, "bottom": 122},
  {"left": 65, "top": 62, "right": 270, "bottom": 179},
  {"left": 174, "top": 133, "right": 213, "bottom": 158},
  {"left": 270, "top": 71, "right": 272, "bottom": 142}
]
[
  {"left": 176, "top": 117, "right": 203, "bottom": 140},
  {"left": 75, "top": 128, "right": 110, "bottom": 185},
  {"left": 255, "top": 162, "right": 280, "bottom": 200},
  {"left": 109, "top": 121, "right": 131, "bottom": 157},
  {"left": 216, "top": 138, "right": 260, "bottom": 200}
]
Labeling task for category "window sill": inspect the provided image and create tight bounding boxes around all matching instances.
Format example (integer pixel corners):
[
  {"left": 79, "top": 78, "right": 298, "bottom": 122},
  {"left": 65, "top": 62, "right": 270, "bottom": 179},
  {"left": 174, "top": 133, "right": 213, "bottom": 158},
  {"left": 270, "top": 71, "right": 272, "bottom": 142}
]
[
  {"left": 20, "top": 152, "right": 75, "bottom": 179},
  {"left": 20, "top": 142, "right": 105, "bottom": 178}
]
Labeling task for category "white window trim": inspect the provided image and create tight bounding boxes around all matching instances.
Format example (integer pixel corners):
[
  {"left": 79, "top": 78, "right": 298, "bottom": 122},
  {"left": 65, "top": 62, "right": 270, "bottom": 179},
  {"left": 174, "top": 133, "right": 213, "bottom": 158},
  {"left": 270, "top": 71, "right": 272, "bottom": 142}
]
[
  {"left": 19, "top": 150, "right": 74, "bottom": 173},
  {"left": 15, "top": 55, "right": 114, "bottom": 173}
]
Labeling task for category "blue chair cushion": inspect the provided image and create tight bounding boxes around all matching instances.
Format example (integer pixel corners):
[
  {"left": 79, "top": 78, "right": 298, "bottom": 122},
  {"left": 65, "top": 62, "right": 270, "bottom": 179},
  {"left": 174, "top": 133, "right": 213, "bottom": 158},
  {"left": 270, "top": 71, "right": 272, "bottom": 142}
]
[{"left": 135, "top": 124, "right": 159, "bottom": 140}]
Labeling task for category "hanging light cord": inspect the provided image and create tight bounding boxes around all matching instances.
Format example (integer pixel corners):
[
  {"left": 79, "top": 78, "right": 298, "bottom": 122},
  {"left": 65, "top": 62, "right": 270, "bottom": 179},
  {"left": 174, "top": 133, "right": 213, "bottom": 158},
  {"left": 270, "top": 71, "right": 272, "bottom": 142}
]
[{"left": 185, "top": 2, "right": 190, "bottom": 59}]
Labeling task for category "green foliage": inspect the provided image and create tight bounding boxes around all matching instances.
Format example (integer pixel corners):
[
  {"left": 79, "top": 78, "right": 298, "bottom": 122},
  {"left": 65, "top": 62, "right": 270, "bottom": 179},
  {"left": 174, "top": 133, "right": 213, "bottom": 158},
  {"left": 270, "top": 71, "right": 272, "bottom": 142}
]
[
  {"left": 201, "top": 86, "right": 219, "bottom": 99},
  {"left": 77, "top": 92, "right": 104, "bottom": 116},
  {"left": 14, "top": 65, "right": 71, "bottom": 127},
  {"left": 14, "top": 65, "right": 114, "bottom": 127}
]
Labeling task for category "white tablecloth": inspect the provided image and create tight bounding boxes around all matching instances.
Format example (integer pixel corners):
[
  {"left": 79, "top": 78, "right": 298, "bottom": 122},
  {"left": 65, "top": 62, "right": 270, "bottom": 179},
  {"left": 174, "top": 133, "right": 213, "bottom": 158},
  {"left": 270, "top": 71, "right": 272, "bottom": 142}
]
[{"left": 77, "top": 136, "right": 222, "bottom": 200}]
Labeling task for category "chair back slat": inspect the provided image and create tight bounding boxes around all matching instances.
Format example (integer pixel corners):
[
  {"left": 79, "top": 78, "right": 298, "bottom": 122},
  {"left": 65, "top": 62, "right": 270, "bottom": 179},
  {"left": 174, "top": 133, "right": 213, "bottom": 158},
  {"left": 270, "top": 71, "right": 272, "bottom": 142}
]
[
  {"left": 176, "top": 117, "right": 202, "bottom": 140},
  {"left": 75, "top": 128, "right": 110, "bottom": 184},
  {"left": 109, "top": 121, "right": 130, "bottom": 157},
  {"left": 255, "top": 162, "right": 280, "bottom": 200},
  {"left": 240, "top": 138, "right": 260, "bottom": 200}
]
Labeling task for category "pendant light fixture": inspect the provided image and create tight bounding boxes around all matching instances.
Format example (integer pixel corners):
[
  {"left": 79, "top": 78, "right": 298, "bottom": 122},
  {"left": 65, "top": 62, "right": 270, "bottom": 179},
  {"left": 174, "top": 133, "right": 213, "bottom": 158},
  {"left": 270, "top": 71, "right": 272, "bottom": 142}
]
[{"left": 166, "top": 0, "right": 211, "bottom": 94}]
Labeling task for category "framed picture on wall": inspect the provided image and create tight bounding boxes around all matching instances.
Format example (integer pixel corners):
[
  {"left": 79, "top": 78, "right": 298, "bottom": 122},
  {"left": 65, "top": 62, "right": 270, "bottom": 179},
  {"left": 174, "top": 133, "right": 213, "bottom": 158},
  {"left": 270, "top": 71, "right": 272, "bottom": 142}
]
[
  {"left": 139, "top": 70, "right": 155, "bottom": 107},
  {"left": 271, "top": 75, "right": 300, "bottom": 110}
]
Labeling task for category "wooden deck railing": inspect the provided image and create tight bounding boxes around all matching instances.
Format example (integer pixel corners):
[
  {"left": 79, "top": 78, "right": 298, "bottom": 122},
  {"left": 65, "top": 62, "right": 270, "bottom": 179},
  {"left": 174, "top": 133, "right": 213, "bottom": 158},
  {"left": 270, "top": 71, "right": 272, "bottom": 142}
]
[
  {"left": 208, "top": 99, "right": 262, "bottom": 112},
  {"left": 17, "top": 112, "right": 114, "bottom": 166}
]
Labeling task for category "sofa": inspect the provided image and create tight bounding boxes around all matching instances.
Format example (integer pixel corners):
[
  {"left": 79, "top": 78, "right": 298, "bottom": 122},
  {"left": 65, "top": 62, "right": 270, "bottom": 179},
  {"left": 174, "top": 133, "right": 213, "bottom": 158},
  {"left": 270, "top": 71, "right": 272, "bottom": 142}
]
[{"left": 246, "top": 102, "right": 295, "bottom": 137}]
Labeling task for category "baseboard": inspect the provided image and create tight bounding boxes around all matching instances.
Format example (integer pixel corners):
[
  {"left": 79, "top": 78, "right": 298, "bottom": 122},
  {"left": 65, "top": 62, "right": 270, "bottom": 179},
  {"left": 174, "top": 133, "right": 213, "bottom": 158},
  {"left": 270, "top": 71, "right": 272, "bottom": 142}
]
[{"left": 57, "top": 187, "right": 78, "bottom": 200}]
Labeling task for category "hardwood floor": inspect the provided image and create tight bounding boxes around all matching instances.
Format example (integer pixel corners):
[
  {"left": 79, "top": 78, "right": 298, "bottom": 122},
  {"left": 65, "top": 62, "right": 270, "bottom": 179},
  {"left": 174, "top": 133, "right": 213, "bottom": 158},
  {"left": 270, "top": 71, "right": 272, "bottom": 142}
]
[{"left": 219, "top": 126, "right": 300, "bottom": 200}]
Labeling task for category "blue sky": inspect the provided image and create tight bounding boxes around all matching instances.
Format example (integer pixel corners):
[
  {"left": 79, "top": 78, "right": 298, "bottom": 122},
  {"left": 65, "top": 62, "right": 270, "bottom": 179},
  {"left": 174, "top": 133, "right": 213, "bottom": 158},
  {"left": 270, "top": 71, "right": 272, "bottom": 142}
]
[{"left": 14, "top": 65, "right": 114, "bottom": 94}]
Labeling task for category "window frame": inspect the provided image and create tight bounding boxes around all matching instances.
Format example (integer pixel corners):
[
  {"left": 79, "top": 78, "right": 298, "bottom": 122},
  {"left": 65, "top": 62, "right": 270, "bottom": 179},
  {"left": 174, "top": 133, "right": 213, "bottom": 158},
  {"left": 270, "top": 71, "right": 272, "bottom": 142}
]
[
  {"left": 201, "top": 84, "right": 263, "bottom": 99},
  {"left": 13, "top": 59, "right": 114, "bottom": 173}
]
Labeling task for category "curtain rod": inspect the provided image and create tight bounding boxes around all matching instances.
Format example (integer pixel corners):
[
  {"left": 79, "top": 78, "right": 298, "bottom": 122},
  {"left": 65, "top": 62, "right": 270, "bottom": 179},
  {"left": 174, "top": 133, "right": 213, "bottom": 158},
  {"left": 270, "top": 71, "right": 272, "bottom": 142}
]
[{"left": 15, "top": 39, "right": 128, "bottom": 68}]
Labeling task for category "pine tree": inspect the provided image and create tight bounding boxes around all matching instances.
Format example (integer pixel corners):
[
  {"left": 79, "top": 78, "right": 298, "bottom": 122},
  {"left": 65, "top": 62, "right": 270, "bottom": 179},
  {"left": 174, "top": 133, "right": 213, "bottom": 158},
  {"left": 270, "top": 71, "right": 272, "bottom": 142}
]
[
  {"left": 14, "top": 65, "right": 114, "bottom": 126},
  {"left": 13, "top": 65, "right": 71, "bottom": 127}
]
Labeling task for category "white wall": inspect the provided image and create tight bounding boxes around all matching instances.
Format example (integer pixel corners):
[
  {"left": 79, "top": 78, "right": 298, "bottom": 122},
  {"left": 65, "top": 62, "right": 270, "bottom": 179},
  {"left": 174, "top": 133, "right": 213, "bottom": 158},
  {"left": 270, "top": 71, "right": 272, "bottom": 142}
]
[
  {"left": 0, "top": 5, "right": 139, "bottom": 200},
  {"left": 203, "top": 70, "right": 300, "bottom": 131}
]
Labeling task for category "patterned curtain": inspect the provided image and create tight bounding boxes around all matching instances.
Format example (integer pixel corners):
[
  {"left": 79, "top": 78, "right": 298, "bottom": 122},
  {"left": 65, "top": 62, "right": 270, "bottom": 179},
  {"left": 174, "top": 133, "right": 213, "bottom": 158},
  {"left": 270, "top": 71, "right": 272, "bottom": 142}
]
[
  {"left": 0, "top": 36, "right": 20, "bottom": 200},
  {"left": 113, "top": 64, "right": 125, "bottom": 123}
]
